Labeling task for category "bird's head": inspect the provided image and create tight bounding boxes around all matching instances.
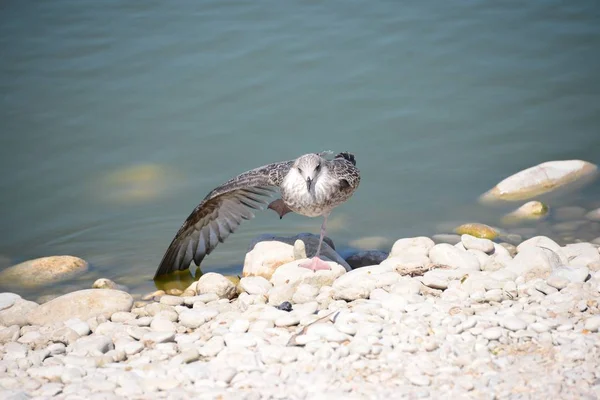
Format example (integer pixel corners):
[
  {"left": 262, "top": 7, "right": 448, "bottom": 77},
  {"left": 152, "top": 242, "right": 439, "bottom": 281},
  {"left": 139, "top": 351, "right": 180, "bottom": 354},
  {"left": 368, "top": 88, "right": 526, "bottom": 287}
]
[{"left": 294, "top": 153, "right": 324, "bottom": 191}]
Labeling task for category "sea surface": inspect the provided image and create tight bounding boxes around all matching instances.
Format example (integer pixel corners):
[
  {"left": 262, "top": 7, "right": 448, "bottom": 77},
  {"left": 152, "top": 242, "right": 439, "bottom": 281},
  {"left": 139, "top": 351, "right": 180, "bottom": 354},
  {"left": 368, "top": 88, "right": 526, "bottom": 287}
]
[{"left": 1, "top": 0, "right": 600, "bottom": 297}]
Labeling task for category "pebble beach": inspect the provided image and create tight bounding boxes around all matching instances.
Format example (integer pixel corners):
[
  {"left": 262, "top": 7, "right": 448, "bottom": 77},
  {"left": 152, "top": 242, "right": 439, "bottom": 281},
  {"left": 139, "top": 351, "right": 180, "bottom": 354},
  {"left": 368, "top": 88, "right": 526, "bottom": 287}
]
[{"left": 1, "top": 160, "right": 600, "bottom": 400}]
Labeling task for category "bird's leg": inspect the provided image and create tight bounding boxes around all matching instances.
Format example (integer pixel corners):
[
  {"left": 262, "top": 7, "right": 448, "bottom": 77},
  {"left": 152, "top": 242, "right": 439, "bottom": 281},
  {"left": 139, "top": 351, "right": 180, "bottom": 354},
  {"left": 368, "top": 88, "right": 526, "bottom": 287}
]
[{"left": 299, "top": 213, "right": 331, "bottom": 272}]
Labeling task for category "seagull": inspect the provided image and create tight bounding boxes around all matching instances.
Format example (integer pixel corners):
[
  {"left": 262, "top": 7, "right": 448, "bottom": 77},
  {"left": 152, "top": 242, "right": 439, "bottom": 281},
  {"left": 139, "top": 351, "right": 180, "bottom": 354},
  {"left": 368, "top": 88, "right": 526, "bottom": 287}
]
[{"left": 154, "top": 151, "right": 360, "bottom": 278}]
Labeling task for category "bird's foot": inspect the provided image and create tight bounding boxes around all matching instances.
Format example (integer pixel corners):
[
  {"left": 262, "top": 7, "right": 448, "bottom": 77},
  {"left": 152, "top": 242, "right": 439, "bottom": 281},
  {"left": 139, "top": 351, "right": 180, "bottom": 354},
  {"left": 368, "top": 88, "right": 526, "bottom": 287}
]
[{"left": 298, "top": 257, "right": 331, "bottom": 272}]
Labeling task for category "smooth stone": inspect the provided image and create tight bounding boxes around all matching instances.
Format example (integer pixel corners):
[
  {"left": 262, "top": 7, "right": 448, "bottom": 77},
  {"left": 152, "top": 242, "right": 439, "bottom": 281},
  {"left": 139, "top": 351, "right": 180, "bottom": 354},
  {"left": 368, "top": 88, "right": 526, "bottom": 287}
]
[
  {"left": 461, "top": 234, "right": 495, "bottom": 254},
  {"left": 293, "top": 239, "right": 307, "bottom": 260},
  {"left": 546, "top": 275, "right": 569, "bottom": 290},
  {"left": 141, "top": 331, "right": 175, "bottom": 345},
  {"left": 150, "top": 317, "right": 177, "bottom": 333},
  {"left": 554, "top": 206, "right": 587, "bottom": 221},
  {"left": 92, "top": 278, "right": 128, "bottom": 292},
  {"left": 584, "top": 316, "right": 600, "bottom": 332},
  {"left": 331, "top": 265, "right": 398, "bottom": 301},
  {"left": 245, "top": 233, "right": 349, "bottom": 277},
  {"left": 479, "top": 160, "right": 598, "bottom": 203},
  {"left": 585, "top": 208, "right": 600, "bottom": 222},
  {"left": 505, "top": 246, "right": 561, "bottom": 281},
  {"left": 454, "top": 223, "right": 499, "bottom": 240},
  {"left": 502, "top": 201, "right": 549, "bottom": 224},
  {"left": 292, "top": 283, "right": 319, "bottom": 304},
  {"left": 71, "top": 335, "right": 114, "bottom": 356},
  {"left": 482, "top": 327, "right": 503, "bottom": 340},
  {"left": 196, "top": 273, "right": 236, "bottom": 300},
  {"left": 516, "top": 236, "right": 568, "bottom": 265},
  {"left": 305, "top": 323, "right": 350, "bottom": 342},
  {"left": 0, "top": 325, "right": 20, "bottom": 344},
  {"left": 199, "top": 336, "right": 225, "bottom": 357},
  {"left": 0, "top": 256, "right": 88, "bottom": 288},
  {"left": 178, "top": 308, "right": 219, "bottom": 328},
  {"left": 50, "top": 327, "right": 80, "bottom": 345},
  {"left": 389, "top": 237, "right": 435, "bottom": 258},
  {"left": 270, "top": 259, "right": 347, "bottom": 289},
  {"left": 380, "top": 254, "right": 430, "bottom": 273},
  {"left": 238, "top": 276, "right": 272, "bottom": 296},
  {"left": 550, "top": 266, "right": 589, "bottom": 283},
  {"left": 0, "top": 293, "right": 21, "bottom": 311},
  {"left": 429, "top": 243, "right": 480, "bottom": 270},
  {"left": 422, "top": 269, "right": 470, "bottom": 290},
  {"left": 243, "top": 241, "right": 296, "bottom": 280},
  {"left": 345, "top": 251, "right": 389, "bottom": 269},
  {"left": 64, "top": 318, "right": 91, "bottom": 336},
  {"left": 502, "top": 317, "right": 527, "bottom": 331},
  {"left": 229, "top": 319, "right": 250, "bottom": 334},
  {"left": 0, "top": 299, "right": 39, "bottom": 327},
  {"left": 27, "top": 289, "right": 133, "bottom": 326},
  {"left": 530, "top": 322, "right": 550, "bottom": 333},
  {"left": 267, "top": 284, "right": 295, "bottom": 306},
  {"left": 159, "top": 295, "right": 185, "bottom": 306}
]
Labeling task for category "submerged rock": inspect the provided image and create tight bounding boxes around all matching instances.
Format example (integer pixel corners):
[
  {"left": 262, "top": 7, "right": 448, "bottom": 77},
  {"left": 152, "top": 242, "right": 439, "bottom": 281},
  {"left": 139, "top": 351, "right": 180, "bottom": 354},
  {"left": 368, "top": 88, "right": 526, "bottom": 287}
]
[
  {"left": 345, "top": 251, "right": 388, "bottom": 269},
  {"left": 92, "top": 278, "right": 129, "bottom": 292},
  {"left": 27, "top": 289, "right": 133, "bottom": 326},
  {"left": 101, "top": 163, "right": 175, "bottom": 203},
  {"left": 585, "top": 208, "right": 600, "bottom": 222},
  {"left": 0, "top": 256, "right": 88, "bottom": 289},
  {"left": 348, "top": 236, "right": 390, "bottom": 250},
  {"left": 454, "top": 223, "right": 499, "bottom": 240},
  {"left": 502, "top": 201, "right": 549, "bottom": 225},
  {"left": 479, "top": 160, "right": 598, "bottom": 203}
]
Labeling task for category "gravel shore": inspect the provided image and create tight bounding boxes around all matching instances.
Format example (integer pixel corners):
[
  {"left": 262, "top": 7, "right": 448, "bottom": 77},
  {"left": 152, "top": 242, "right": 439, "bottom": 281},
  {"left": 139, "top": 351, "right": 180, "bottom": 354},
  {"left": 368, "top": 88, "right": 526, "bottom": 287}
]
[{"left": 1, "top": 233, "right": 600, "bottom": 399}]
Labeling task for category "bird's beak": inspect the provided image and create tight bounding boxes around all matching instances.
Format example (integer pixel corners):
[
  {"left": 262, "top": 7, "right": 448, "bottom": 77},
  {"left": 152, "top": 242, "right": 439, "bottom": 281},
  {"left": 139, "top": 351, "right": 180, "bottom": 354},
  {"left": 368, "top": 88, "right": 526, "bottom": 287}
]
[{"left": 306, "top": 177, "right": 312, "bottom": 191}]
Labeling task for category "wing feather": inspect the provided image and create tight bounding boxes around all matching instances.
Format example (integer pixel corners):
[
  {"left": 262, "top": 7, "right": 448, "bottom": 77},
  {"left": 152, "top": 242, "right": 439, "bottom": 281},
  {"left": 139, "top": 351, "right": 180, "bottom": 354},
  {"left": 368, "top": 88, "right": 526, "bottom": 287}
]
[{"left": 154, "top": 159, "right": 294, "bottom": 278}]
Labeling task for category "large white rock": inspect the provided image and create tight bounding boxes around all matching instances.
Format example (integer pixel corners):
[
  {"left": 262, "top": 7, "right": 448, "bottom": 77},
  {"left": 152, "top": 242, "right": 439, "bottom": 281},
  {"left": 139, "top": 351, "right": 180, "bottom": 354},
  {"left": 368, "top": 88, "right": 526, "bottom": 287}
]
[
  {"left": 0, "top": 298, "right": 39, "bottom": 327},
  {"left": 27, "top": 289, "right": 133, "bottom": 326},
  {"left": 270, "top": 260, "right": 346, "bottom": 289},
  {"left": 0, "top": 293, "right": 21, "bottom": 311},
  {"left": 238, "top": 276, "right": 272, "bottom": 296},
  {"left": 0, "top": 256, "right": 88, "bottom": 288},
  {"left": 549, "top": 266, "right": 590, "bottom": 283},
  {"left": 505, "top": 247, "right": 561, "bottom": 281},
  {"left": 379, "top": 253, "right": 430, "bottom": 273},
  {"left": 461, "top": 234, "right": 494, "bottom": 254},
  {"left": 428, "top": 244, "right": 480, "bottom": 270},
  {"left": 389, "top": 237, "right": 435, "bottom": 258},
  {"left": 479, "top": 160, "right": 598, "bottom": 203},
  {"left": 242, "top": 241, "right": 296, "bottom": 280},
  {"left": 197, "top": 273, "right": 236, "bottom": 300},
  {"left": 563, "top": 243, "right": 600, "bottom": 268},
  {"left": 516, "top": 236, "right": 569, "bottom": 265},
  {"left": 243, "top": 234, "right": 351, "bottom": 280}
]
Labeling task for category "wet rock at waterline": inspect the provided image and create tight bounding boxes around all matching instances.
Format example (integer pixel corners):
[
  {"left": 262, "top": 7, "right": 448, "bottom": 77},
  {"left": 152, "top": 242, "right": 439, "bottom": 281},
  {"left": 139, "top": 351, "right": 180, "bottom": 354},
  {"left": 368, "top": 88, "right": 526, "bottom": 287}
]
[
  {"left": 0, "top": 256, "right": 88, "bottom": 289},
  {"left": 479, "top": 160, "right": 598, "bottom": 203},
  {"left": 502, "top": 201, "right": 549, "bottom": 225}
]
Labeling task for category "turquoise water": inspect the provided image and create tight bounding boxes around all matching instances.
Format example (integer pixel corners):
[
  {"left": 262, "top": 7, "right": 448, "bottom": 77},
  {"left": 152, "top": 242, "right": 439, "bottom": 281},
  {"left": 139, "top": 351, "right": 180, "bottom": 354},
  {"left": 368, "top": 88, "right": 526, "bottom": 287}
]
[{"left": 1, "top": 1, "right": 600, "bottom": 297}]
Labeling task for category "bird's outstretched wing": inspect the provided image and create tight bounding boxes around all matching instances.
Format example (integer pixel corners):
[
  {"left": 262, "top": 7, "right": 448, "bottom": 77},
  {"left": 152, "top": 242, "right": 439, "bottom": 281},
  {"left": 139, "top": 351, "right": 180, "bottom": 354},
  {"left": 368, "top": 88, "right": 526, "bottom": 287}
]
[{"left": 154, "top": 160, "right": 293, "bottom": 278}]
